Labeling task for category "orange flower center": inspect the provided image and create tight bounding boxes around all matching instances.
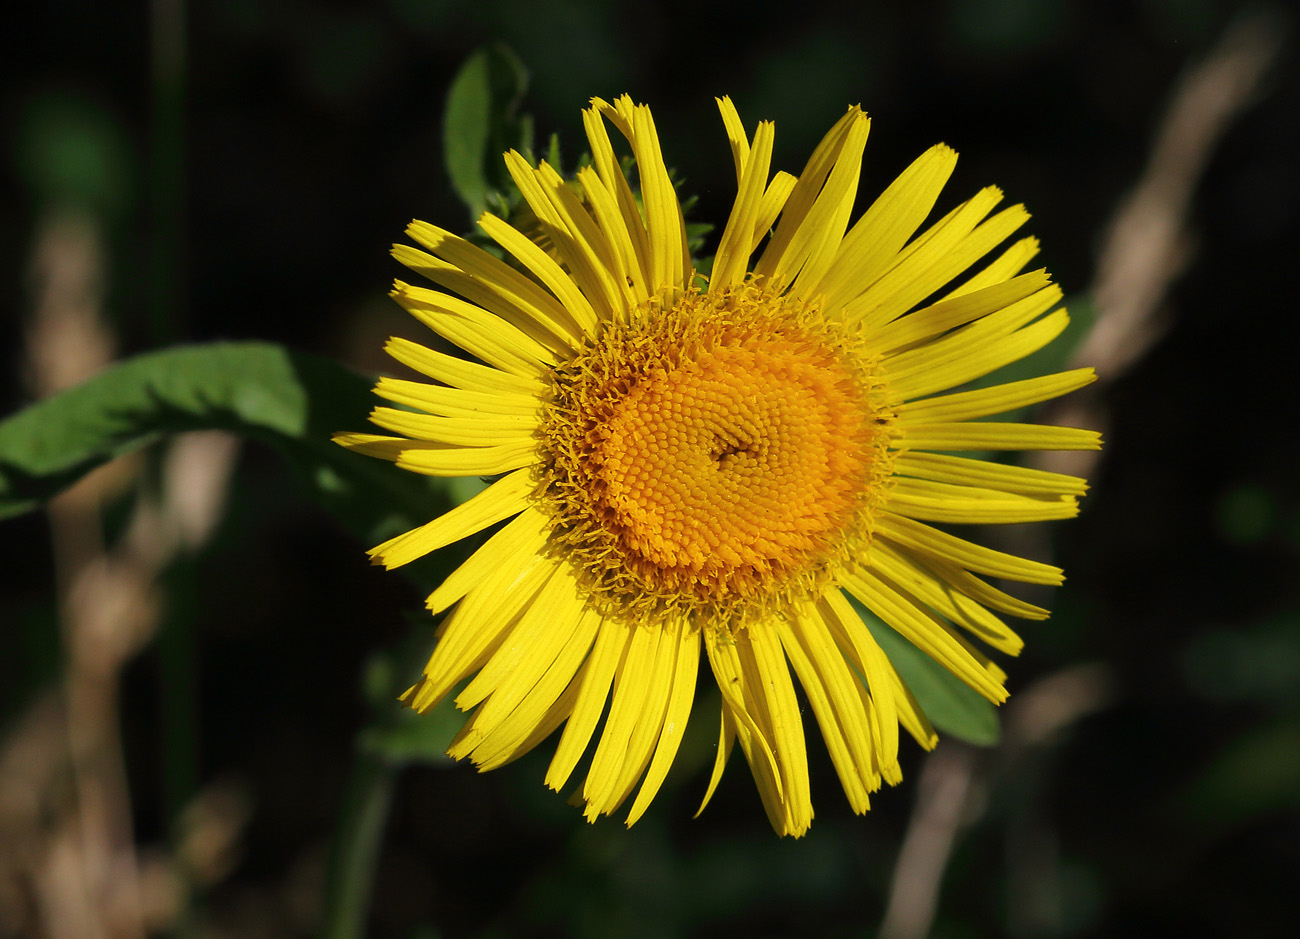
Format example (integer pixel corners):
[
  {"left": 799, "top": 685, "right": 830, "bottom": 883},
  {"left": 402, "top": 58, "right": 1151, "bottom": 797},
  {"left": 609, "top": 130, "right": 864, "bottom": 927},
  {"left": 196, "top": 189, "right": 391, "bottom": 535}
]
[{"left": 542, "top": 284, "right": 894, "bottom": 623}]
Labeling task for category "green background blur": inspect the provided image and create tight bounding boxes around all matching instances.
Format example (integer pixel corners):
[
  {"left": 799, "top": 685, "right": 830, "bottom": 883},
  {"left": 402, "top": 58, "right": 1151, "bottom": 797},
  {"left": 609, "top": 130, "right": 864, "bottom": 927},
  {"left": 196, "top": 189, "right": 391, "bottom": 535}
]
[{"left": 3, "top": 0, "right": 1299, "bottom": 936}]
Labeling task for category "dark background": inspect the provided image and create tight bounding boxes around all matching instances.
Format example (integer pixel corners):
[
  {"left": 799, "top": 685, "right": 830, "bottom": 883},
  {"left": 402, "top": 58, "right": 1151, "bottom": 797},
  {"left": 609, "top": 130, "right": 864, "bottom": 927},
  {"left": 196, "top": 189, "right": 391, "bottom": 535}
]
[{"left": 3, "top": 1, "right": 1299, "bottom": 936}]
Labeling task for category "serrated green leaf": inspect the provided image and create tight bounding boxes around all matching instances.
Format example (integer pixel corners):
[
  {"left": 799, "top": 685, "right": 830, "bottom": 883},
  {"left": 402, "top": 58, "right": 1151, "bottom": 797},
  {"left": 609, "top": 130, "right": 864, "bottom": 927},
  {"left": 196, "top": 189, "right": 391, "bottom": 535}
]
[
  {"left": 0, "top": 341, "right": 451, "bottom": 543},
  {"left": 851, "top": 598, "right": 1002, "bottom": 746},
  {"left": 443, "top": 43, "right": 530, "bottom": 220}
]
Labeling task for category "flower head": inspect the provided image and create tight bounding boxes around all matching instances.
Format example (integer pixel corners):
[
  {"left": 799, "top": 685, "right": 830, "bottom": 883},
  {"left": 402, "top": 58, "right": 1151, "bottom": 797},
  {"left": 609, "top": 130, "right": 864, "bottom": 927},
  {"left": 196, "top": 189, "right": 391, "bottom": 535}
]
[{"left": 336, "top": 95, "right": 1100, "bottom": 836}]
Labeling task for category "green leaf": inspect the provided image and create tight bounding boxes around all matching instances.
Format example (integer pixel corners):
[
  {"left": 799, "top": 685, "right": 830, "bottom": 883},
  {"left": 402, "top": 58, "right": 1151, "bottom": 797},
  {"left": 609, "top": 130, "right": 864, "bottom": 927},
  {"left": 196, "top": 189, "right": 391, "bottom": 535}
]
[
  {"left": 356, "top": 700, "right": 461, "bottom": 766},
  {"left": 0, "top": 341, "right": 451, "bottom": 542},
  {"left": 544, "top": 130, "right": 562, "bottom": 170},
  {"left": 851, "top": 598, "right": 1002, "bottom": 746},
  {"left": 355, "top": 624, "right": 462, "bottom": 767},
  {"left": 443, "top": 43, "right": 531, "bottom": 220},
  {"left": 1175, "top": 717, "right": 1300, "bottom": 831}
]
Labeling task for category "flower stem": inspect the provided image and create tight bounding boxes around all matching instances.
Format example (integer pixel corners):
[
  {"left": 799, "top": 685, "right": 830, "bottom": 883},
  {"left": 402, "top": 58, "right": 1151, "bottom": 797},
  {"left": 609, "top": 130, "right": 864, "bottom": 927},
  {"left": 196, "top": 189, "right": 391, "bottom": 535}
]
[{"left": 322, "top": 751, "right": 397, "bottom": 939}]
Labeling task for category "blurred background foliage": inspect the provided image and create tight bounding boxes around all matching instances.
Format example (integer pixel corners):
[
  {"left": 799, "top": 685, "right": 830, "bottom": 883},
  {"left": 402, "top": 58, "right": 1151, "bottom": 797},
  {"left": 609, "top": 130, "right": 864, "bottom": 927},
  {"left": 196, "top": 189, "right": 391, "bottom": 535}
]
[{"left": 2, "top": 0, "right": 1299, "bottom": 936}]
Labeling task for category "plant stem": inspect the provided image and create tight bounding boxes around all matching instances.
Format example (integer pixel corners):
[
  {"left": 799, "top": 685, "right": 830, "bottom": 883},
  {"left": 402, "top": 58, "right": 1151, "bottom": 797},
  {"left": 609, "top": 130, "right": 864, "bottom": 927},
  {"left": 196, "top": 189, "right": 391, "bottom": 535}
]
[
  {"left": 321, "top": 751, "right": 398, "bottom": 939},
  {"left": 150, "top": 0, "right": 186, "bottom": 343}
]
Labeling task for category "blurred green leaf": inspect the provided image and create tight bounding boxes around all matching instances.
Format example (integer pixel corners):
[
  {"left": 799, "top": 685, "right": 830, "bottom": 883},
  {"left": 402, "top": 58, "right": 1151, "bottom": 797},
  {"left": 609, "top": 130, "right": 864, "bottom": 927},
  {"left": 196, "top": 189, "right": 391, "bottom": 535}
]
[
  {"left": 852, "top": 598, "right": 1002, "bottom": 746},
  {"left": 357, "top": 624, "right": 461, "bottom": 766},
  {"left": 356, "top": 701, "right": 462, "bottom": 766},
  {"left": 0, "top": 341, "right": 450, "bottom": 541},
  {"left": 444, "top": 43, "right": 531, "bottom": 220},
  {"left": 1214, "top": 482, "right": 1277, "bottom": 546},
  {"left": 946, "top": 0, "right": 1067, "bottom": 54},
  {"left": 544, "top": 130, "right": 563, "bottom": 169},
  {"left": 1177, "top": 717, "right": 1300, "bottom": 830},
  {"left": 17, "top": 91, "right": 132, "bottom": 216},
  {"left": 1181, "top": 613, "right": 1300, "bottom": 706}
]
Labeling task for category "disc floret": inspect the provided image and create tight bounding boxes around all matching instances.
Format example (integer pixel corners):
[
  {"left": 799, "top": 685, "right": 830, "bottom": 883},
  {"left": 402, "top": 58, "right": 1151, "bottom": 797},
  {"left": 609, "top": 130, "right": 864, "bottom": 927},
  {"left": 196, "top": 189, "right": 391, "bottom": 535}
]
[{"left": 540, "top": 281, "right": 897, "bottom": 628}]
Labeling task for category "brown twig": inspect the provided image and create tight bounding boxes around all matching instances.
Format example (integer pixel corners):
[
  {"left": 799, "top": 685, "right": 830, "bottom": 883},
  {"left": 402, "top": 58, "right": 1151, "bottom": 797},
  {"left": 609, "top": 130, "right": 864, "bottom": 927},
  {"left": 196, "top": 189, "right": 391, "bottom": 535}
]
[
  {"left": 878, "top": 742, "right": 979, "bottom": 939},
  {"left": 1, "top": 206, "right": 241, "bottom": 938},
  {"left": 877, "top": 665, "right": 1115, "bottom": 939},
  {"left": 878, "top": 16, "right": 1285, "bottom": 932},
  {"left": 1044, "top": 9, "right": 1285, "bottom": 478}
]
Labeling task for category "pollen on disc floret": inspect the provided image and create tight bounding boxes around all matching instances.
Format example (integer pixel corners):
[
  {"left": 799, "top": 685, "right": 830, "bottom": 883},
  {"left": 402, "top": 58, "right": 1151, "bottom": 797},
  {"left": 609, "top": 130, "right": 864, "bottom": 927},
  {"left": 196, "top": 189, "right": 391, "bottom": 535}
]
[{"left": 540, "top": 280, "right": 898, "bottom": 628}]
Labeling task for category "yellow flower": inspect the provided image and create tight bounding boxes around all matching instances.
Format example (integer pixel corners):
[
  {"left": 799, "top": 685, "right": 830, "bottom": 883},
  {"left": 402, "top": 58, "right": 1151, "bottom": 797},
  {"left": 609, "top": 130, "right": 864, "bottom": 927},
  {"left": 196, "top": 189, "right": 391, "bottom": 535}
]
[{"left": 335, "top": 95, "right": 1100, "bottom": 837}]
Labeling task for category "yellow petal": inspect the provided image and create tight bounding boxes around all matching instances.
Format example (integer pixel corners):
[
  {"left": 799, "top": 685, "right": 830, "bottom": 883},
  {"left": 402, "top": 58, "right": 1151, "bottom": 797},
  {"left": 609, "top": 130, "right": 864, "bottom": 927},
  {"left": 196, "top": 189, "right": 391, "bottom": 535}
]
[
  {"left": 545, "top": 616, "right": 628, "bottom": 791},
  {"left": 847, "top": 188, "right": 1020, "bottom": 331},
  {"left": 715, "top": 95, "right": 750, "bottom": 185},
  {"left": 896, "top": 421, "right": 1103, "bottom": 452},
  {"left": 900, "top": 368, "right": 1097, "bottom": 424},
  {"left": 454, "top": 562, "right": 585, "bottom": 712},
  {"left": 778, "top": 612, "right": 873, "bottom": 813},
  {"left": 841, "top": 567, "right": 1008, "bottom": 704},
  {"left": 381, "top": 336, "right": 546, "bottom": 395},
  {"left": 753, "top": 171, "right": 797, "bottom": 244},
  {"left": 891, "top": 450, "right": 1089, "bottom": 498},
  {"left": 365, "top": 468, "right": 533, "bottom": 569},
  {"left": 594, "top": 97, "right": 689, "bottom": 293},
  {"left": 818, "top": 589, "right": 902, "bottom": 771},
  {"left": 400, "top": 221, "right": 585, "bottom": 343},
  {"left": 744, "top": 624, "right": 814, "bottom": 837},
  {"left": 703, "top": 628, "right": 785, "bottom": 807},
  {"left": 942, "top": 235, "right": 1041, "bottom": 300},
  {"left": 630, "top": 103, "right": 690, "bottom": 292},
  {"left": 517, "top": 156, "right": 629, "bottom": 320},
  {"left": 886, "top": 477, "right": 1080, "bottom": 524},
  {"left": 817, "top": 143, "right": 958, "bottom": 312},
  {"left": 603, "top": 617, "right": 688, "bottom": 819},
  {"left": 370, "top": 376, "right": 536, "bottom": 421},
  {"left": 710, "top": 120, "right": 775, "bottom": 290},
  {"left": 577, "top": 165, "right": 649, "bottom": 306},
  {"left": 787, "top": 115, "right": 871, "bottom": 297},
  {"left": 865, "top": 542, "right": 1025, "bottom": 655},
  {"left": 875, "top": 511, "right": 1064, "bottom": 585},
  {"left": 883, "top": 299, "right": 1067, "bottom": 400},
  {"left": 377, "top": 350, "right": 542, "bottom": 416},
  {"left": 451, "top": 591, "right": 594, "bottom": 769},
  {"left": 478, "top": 213, "right": 600, "bottom": 336},
  {"left": 402, "top": 552, "right": 552, "bottom": 712},
  {"left": 694, "top": 708, "right": 736, "bottom": 818},
  {"left": 582, "top": 619, "right": 664, "bottom": 818},
  {"left": 926, "top": 558, "right": 1051, "bottom": 621},
  {"left": 425, "top": 507, "right": 551, "bottom": 614},
  {"left": 395, "top": 440, "right": 536, "bottom": 477},
  {"left": 470, "top": 665, "right": 586, "bottom": 771},
  {"left": 391, "top": 281, "right": 557, "bottom": 375},
  {"left": 754, "top": 106, "right": 862, "bottom": 284},
  {"left": 625, "top": 620, "right": 700, "bottom": 826},
  {"left": 367, "top": 407, "right": 537, "bottom": 448},
  {"left": 867, "top": 269, "right": 1052, "bottom": 353},
  {"left": 582, "top": 105, "right": 650, "bottom": 289}
]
